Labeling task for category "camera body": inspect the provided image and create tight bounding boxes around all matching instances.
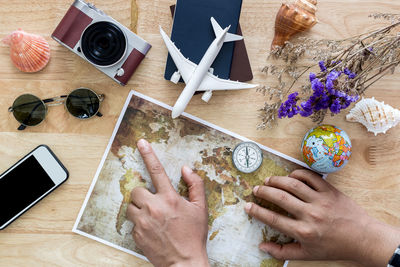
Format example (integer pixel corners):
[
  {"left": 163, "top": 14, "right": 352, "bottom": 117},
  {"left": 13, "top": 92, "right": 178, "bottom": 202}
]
[{"left": 52, "top": 0, "right": 151, "bottom": 86}]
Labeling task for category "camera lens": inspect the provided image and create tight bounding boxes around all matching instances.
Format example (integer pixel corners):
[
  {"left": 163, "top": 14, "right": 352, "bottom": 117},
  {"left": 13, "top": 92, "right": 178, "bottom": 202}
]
[{"left": 81, "top": 22, "right": 127, "bottom": 66}]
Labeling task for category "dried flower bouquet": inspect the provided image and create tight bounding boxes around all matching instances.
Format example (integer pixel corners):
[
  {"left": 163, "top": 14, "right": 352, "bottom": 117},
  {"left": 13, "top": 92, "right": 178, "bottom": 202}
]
[{"left": 258, "top": 14, "right": 400, "bottom": 129}]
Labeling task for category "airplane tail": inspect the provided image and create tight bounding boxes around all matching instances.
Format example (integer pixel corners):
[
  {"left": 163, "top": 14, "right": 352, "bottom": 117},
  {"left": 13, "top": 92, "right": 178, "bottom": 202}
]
[{"left": 211, "top": 17, "right": 243, "bottom": 43}]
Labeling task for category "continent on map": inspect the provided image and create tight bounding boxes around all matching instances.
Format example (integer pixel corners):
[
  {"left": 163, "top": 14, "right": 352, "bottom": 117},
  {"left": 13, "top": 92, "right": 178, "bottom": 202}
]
[{"left": 116, "top": 169, "right": 146, "bottom": 234}]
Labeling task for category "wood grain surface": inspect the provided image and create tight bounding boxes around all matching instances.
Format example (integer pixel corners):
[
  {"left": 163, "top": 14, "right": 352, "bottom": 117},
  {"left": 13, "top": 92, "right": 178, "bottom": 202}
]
[{"left": 0, "top": 0, "right": 399, "bottom": 266}]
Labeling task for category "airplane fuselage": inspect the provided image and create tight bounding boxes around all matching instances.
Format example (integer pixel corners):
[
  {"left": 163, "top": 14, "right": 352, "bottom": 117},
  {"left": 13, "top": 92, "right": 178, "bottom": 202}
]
[{"left": 171, "top": 28, "right": 229, "bottom": 118}]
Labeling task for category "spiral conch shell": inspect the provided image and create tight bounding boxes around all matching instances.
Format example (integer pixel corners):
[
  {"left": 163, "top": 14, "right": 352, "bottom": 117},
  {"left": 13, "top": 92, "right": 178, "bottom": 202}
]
[
  {"left": 346, "top": 98, "right": 400, "bottom": 136},
  {"left": 271, "top": 0, "right": 318, "bottom": 50},
  {"left": 2, "top": 29, "right": 50, "bottom": 73}
]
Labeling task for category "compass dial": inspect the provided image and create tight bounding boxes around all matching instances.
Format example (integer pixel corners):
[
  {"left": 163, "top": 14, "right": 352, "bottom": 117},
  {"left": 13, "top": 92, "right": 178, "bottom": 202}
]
[{"left": 232, "top": 142, "right": 263, "bottom": 173}]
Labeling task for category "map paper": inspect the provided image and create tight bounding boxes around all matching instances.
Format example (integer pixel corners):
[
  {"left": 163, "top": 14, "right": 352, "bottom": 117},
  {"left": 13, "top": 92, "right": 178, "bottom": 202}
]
[{"left": 73, "top": 91, "right": 310, "bottom": 267}]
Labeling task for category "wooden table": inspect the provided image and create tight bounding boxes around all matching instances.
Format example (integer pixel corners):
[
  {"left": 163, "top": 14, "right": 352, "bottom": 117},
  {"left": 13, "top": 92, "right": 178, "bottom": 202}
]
[{"left": 0, "top": 0, "right": 399, "bottom": 266}]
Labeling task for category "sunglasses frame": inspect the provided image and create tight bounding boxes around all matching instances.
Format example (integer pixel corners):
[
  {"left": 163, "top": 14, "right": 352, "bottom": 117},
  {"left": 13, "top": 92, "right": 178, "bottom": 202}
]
[{"left": 9, "top": 88, "right": 105, "bottom": 131}]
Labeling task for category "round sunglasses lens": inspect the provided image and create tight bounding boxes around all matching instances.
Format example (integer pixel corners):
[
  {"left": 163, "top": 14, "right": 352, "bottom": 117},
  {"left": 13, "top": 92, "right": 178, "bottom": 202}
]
[
  {"left": 12, "top": 94, "right": 46, "bottom": 126},
  {"left": 66, "top": 88, "right": 100, "bottom": 119}
]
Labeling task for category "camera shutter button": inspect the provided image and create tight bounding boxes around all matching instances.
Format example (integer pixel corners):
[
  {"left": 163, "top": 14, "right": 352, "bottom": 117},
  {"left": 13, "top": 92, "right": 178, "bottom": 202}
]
[
  {"left": 88, "top": 3, "right": 105, "bottom": 15},
  {"left": 116, "top": 68, "right": 125, "bottom": 77}
]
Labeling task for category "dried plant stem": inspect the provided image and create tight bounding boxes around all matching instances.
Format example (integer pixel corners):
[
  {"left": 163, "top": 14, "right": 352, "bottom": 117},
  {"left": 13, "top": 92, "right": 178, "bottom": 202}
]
[{"left": 258, "top": 15, "right": 400, "bottom": 129}]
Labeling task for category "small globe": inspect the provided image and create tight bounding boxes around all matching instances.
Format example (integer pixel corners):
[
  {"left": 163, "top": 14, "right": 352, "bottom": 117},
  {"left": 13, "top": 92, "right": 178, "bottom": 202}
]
[{"left": 301, "top": 125, "right": 352, "bottom": 173}]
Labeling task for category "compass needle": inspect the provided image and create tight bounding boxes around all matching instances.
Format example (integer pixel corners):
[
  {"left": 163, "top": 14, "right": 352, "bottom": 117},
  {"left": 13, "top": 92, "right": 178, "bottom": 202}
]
[{"left": 232, "top": 142, "right": 263, "bottom": 173}]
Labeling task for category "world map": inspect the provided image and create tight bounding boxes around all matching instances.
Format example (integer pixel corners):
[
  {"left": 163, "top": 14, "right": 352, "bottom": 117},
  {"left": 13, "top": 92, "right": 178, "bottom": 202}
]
[{"left": 75, "top": 92, "right": 307, "bottom": 267}]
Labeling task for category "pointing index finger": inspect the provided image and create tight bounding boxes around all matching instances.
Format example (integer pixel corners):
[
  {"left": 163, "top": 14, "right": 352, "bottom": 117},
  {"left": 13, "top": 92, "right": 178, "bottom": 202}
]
[{"left": 137, "top": 139, "right": 174, "bottom": 193}]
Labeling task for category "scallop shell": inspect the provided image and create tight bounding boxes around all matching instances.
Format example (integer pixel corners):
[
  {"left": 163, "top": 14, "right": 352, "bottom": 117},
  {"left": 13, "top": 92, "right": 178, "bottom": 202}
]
[
  {"left": 2, "top": 29, "right": 50, "bottom": 72},
  {"left": 271, "top": 0, "right": 318, "bottom": 50},
  {"left": 346, "top": 97, "right": 400, "bottom": 136}
]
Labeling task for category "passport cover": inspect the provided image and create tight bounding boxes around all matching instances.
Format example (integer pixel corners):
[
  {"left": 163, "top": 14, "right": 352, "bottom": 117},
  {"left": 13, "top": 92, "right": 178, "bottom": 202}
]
[
  {"left": 170, "top": 5, "right": 253, "bottom": 82},
  {"left": 164, "top": 0, "right": 243, "bottom": 81}
]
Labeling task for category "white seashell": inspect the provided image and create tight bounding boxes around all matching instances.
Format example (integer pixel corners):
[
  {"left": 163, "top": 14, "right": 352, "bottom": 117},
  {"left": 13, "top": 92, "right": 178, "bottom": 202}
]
[{"left": 346, "top": 97, "right": 400, "bottom": 135}]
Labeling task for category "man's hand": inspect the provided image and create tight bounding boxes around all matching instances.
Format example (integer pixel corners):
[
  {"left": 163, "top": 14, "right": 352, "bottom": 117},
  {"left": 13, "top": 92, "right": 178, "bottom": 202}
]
[
  {"left": 245, "top": 169, "right": 400, "bottom": 267},
  {"left": 126, "top": 139, "right": 210, "bottom": 267}
]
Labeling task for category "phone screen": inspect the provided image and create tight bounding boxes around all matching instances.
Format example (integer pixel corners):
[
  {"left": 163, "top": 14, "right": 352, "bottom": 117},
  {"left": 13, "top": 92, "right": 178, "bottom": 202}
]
[{"left": 0, "top": 155, "right": 56, "bottom": 227}]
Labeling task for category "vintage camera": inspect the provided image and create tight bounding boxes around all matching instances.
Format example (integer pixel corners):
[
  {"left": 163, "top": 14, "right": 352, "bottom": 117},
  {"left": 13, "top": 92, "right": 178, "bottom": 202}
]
[{"left": 52, "top": 0, "right": 151, "bottom": 86}]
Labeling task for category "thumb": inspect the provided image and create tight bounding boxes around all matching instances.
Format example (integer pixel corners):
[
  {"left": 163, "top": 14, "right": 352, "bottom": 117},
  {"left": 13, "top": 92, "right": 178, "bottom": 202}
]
[
  {"left": 259, "top": 242, "right": 307, "bottom": 260},
  {"left": 181, "top": 166, "right": 206, "bottom": 208}
]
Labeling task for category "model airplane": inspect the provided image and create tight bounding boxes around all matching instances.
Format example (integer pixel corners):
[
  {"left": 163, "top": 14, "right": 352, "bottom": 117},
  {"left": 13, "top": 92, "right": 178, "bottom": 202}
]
[{"left": 160, "top": 17, "right": 258, "bottom": 118}]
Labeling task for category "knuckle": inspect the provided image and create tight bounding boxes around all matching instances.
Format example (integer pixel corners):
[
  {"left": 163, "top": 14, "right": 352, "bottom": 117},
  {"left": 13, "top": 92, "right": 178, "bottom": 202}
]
[
  {"left": 269, "top": 213, "right": 280, "bottom": 228},
  {"left": 289, "top": 180, "right": 300, "bottom": 190},
  {"left": 132, "top": 228, "right": 144, "bottom": 245},
  {"left": 132, "top": 229, "right": 140, "bottom": 240},
  {"left": 147, "top": 205, "right": 162, "bottom": 219},
  {"left": 140, "top": 147, "right": 153, "bottom": 156},
  {"left": 149, "top": 164, "right": 164, "bottom": 175},
  {"left": 131, "top": 187, "right": 146, "bottom": 202},
  {"left": 308, "top": 210, "right": 324, "bottom": 223},
  {"left": 194, "top": 177, "right": 205, "bottom": 187},
  {"left": 290, "top": 169, "right": 304, "bottom": 177},
  {"left": 136, "top": 217, "right": 145, "bottom": 226},
  {"left": 291, "top": 169, "right": 313, "bottom": 180},
  {"left": 131, "top": 186, "right": 144, "bottom": 196},
  {"left": 130, "top": 187, "right": 138, "bottom": 198},
  {"left": 164, "top": 192, "right": 178, "bottom": 206},
  {"left": 320, "top": 199, "right": 334, "bottom": 210},
  {"left": 141, "top": 220, "right": 150, "bottom": 230},
  {"left": 296, "top": 226, "right": 316, "bottom": 240},
  {"left": 136, "top": 217, "right": 149, "bottom": 229},
  {"left": 249, "top": 203, "right": 259, "bottom": 216},
  {"left": 278, "top": 192, "right": 288, "bottom": 202}
]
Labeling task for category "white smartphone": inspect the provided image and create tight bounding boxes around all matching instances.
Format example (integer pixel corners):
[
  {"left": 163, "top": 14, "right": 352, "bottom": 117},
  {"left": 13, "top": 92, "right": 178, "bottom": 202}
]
[{"left": 0, "top": 145, "right": 69, "bottom": 230}]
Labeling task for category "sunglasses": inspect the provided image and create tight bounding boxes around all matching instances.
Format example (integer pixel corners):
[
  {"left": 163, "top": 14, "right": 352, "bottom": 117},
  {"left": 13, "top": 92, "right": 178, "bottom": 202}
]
[{"left": 8, "top": 88, "right": 105, "bottom": 131}]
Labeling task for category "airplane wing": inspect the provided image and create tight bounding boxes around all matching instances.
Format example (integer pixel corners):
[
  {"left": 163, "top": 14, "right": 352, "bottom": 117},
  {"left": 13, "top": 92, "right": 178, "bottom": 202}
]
[
  {"left": 160, "top": 26, "right": 257, "bottom": 91},
  {"left": 159, "top": 26, "right": 196, "bottom": 84},
  {"left": 197, "top": 72, "right": 258, "bottom": 91}
]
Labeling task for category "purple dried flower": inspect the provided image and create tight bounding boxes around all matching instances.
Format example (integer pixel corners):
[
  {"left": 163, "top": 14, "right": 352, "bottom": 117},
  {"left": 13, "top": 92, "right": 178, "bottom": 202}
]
[
  {"left": 327, "top": 70, "right": 341, "bottom": 81},
  {"left": 319, "top": 61, "right": 327, "bottom": 72},
  {"left": 309, "top": 72, "right": 316, "bottom": 82},
  {"left": 326, "top": 79, "right": 335, "bottom": 94},
  {"left": 288, "top": 92, "right": 298, "bottom": 101},
  {"left": 344, "top": 68, "right": 357, "bottom": 79},
  {"left": 278, "top": 92, "right": 300, "bottom": 119},
  {"left": 329, "top": 99, "right": 342, "bottom": 114},
  {"left": 278, "top": 67, "right": 360, "bottom": 120},
  {"left": 341, "top": 100, "right": 352, "bottom": 109},
  {"left": 311, "top": 79, "right": 324, "bottom": 95},
  {"left": 300, "top": 109, "right": 313, "bottom": 117},
  {"left": 287, "top": 106, "right": 300, "bottom": 118},
  {"left": 299, "top": 100, "right": 313, "bottom": 117},
  {"left": 335, "top": 91, "right": 346, "bottom": 98},
  {"left": 320, "top": 95, "right": 331, "bottom": 109}
]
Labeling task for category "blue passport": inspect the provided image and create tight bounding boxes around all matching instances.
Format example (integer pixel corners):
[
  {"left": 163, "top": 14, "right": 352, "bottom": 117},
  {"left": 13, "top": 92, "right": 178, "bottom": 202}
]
[{"left": 164, "top": 0, "right": 243, "bottom": 81}]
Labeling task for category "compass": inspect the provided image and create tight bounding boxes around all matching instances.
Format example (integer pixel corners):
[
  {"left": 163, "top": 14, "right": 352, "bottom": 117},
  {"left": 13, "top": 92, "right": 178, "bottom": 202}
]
[{"left": 232, "top": 142, "right": 263, "bottom": 173}]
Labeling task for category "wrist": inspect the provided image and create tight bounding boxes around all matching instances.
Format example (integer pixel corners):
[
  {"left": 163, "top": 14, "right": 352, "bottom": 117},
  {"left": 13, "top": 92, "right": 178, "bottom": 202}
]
[
  {"left": 354, "top": 218, "right": 400, "bottom": 267},
  {"left": 170, "top": 250, "right": 209, "bottom": 267}
]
